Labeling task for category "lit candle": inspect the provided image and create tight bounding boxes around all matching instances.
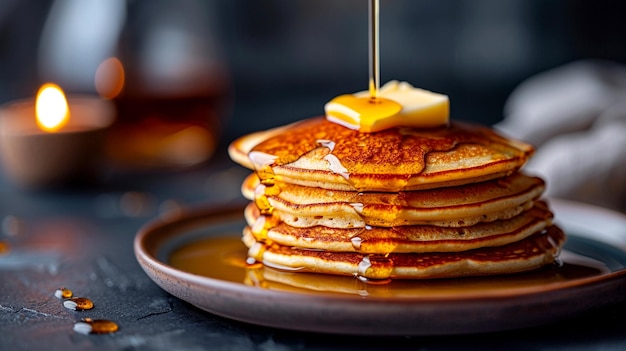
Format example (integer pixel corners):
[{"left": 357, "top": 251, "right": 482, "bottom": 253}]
[{"left": 0, "top": 83, "right": 115, "bottom": 188}]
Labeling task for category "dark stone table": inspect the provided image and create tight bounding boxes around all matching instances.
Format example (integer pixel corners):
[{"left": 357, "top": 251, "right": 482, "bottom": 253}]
[{"left": 2, "top": 151, "right": 626, "bottom": 351}]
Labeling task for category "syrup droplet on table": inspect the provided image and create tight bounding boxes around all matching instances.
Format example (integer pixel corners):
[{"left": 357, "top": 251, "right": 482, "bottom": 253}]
[
  {"left": 54, "top": 287, "right": 73, "bottom": 299},
  {"left": 73, "top": 318, "right": 119, "bottom": 334},
  {"left": 63, "top": 297, "right": 94, "bottom": 311}
]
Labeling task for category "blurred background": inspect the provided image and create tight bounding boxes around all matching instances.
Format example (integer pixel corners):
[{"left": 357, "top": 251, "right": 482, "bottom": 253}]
[
  {"left": 3, "top": 0, "right": 626, "bottom": 138},
  {"left": 2, "top": 2, "right": 626, "bottom": 348},
  {"left": 0, "top": 0, "right": 625, "bottom": 208}
]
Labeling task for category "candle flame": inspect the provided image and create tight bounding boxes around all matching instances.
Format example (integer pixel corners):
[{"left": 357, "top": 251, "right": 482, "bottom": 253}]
[{"left": 36, "top": 83, "right": 70, "bottom": 132}]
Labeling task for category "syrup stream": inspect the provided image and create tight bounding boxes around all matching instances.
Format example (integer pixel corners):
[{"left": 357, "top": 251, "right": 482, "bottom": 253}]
[{"left": 368, "top": 0, "right": 380, "bottom": 100}]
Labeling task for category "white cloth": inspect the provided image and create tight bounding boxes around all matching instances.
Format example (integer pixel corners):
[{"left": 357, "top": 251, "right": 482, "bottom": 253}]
[{"left": 496, "top": 59, "right": 626, "bottom": 212}]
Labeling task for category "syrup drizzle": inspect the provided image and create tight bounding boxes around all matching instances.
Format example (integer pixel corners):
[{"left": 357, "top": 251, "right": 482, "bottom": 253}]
[
  {"left": 368, "top": 0, "right": 380, "bottom": 99},
  {"left": 317, "top": 139, "right": 350, "bottom": 180}
]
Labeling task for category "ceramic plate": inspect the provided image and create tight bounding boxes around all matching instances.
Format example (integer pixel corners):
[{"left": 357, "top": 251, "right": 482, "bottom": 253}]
[{"left": 134, "top": 199, "right": 626, "bottom": 335}]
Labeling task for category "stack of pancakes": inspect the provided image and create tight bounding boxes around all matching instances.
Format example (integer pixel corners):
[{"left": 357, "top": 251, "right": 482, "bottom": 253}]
[{"left": 228, "top": 117, "right": 565, "bottom": 280}]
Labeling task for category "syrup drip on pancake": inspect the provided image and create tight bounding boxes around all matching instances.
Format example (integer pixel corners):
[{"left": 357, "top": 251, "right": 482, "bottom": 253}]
[
  {"left": 246, "top": 151, "right": 280, "bottom": 265},
  {"left": 355, "top": 226, "right": 395, "bottom": 281},
  {"left": 357, "top": 255, "right": 393, "bottom": 283},
  {"left": 247, "top": 123, "right": 412, "bottom": 280}
]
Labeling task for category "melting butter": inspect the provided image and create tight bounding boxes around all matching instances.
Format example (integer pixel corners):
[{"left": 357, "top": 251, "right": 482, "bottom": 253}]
[{"left": 325, "top": 80, "right": 449, "bottom": 133}]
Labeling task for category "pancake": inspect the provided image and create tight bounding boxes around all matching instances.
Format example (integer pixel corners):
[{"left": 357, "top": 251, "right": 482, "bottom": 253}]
[
  {"left": 271, "top": 200, "right": 533, "bottom": 228},
  {"left": 228, "top": 111, "right": 563, "bottom": 280},
  {"left": 242, "top": 225, "right": 565, "bottom": 280},
  {"left": 242, "top": 172, "right": 545, "bottom": 228},
  {"left": 228, "top": 117, "right": 534, "bottom": 192},
  {"left": 243, "top": 201, "right": 553, "bottom": 253}
]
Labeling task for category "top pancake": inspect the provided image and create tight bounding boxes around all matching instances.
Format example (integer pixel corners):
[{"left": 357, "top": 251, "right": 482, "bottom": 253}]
[{"left": 228, "top": 117, "right": 534, "bottom": 192}]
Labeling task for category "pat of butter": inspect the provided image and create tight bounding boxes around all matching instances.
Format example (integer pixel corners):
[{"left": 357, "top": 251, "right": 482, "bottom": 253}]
[{"left": 324, "top": 80, "right": 449, "bottom": 132}]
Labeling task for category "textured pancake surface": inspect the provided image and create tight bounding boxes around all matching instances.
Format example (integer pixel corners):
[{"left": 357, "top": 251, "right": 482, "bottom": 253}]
[
  {"left": 243, "top": 225, "right": 565, "bottom": 279},
  {"left": 243, "top": 201, "right": 553, "bottom": 253},
  {"left": 242, "top": 172, "right": 545, "bottom": 228},
  {"left": 229, "top": 117, "right": 534, "bottom": 192}
]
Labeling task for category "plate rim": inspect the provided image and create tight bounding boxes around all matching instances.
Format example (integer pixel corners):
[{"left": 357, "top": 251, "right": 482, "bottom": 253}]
[{"left": 134, "top": 198, "right": 626, "bottom": 334}]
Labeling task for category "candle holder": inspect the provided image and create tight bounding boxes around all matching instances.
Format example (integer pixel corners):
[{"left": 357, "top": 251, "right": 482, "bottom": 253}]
[{"left": 0, "top": 95, "right": 115, "bottom": 189}]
